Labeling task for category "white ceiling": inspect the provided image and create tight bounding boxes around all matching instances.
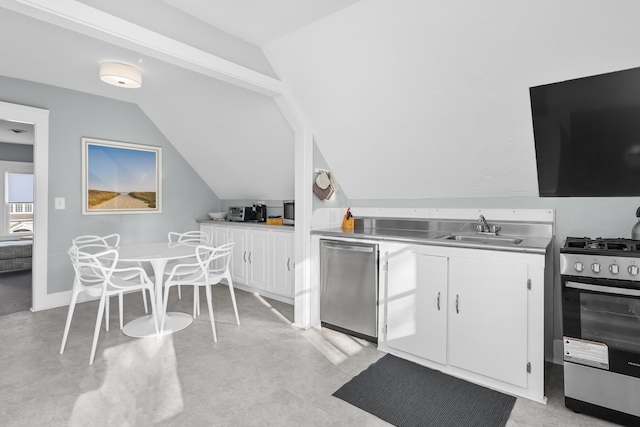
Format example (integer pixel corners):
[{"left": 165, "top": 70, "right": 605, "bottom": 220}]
[
  {"left": 162, "top": 0, "right": 360, "bottom": 46},
  {"left": 0, "top": 119, "right": 34, "bottom": 145}
]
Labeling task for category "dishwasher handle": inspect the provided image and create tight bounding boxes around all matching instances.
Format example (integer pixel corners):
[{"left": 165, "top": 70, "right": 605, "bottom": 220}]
[{"left": 321, "top": 241, "right": 375, "bottom": 253}]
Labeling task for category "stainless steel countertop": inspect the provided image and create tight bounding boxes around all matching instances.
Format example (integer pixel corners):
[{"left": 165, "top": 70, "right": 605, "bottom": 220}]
[
  {"left": 196, "top": 219, "right": 294, "bottom": 232},
  {"left": 312, "top": 227, "right": 551, "bottom": 254}
]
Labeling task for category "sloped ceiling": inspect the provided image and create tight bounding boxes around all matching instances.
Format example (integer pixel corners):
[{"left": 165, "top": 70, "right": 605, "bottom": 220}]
[
  {"left": 264, "top": 0, "right": 640, "bottom": 199},
  {"left": 0, "top": 2, "right": 296, "bottom": 200}
]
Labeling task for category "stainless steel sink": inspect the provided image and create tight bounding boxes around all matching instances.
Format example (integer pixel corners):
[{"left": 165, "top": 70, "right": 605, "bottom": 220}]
[{"left": 443, "top": 234, "right": 523, "bottom": 245}]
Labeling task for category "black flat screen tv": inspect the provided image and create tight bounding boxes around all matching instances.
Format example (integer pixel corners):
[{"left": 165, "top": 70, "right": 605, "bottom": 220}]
[{"left": 530, "top": 67, "right": 640, "bottom": 197}]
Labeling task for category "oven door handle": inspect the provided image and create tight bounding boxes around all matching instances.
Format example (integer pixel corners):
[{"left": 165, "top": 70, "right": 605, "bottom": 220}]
[{"left": 566, "top": 281, "right": 640, "bottom": 297}]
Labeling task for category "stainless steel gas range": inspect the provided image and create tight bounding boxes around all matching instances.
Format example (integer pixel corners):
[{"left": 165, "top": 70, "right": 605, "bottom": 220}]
[{"left": 560, "top": 237, "right": 640, "bottom": 426}]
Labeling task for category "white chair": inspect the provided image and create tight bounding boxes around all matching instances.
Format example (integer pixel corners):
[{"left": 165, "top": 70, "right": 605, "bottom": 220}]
[
  {"left": 162, "top": 245, "right": 221, "bottom": 341},
  {"left": 192, "top": 242, "right": 239, "bottom": 326},
  {"left": 60, "top": 246, "right": 160, "bottom": 365},
  {"left": 166, "top": 231, "right": 211, "bottom": 299},
  {"left": 72, "top": 234, "right": 149, "bottom": 330}
]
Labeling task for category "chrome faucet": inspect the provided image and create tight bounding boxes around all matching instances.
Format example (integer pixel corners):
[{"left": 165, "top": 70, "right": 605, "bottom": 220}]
[{"left": 477, "top": 215, "right": 501, "bottom": 235}]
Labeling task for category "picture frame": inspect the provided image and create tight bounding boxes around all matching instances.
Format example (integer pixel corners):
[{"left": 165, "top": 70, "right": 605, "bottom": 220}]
[{"left": 81, "top": 137, "right": 162, "bottom": 215}]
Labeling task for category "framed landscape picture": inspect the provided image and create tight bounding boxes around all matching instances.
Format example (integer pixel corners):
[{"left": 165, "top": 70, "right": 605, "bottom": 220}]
[{"left": 82, "top": 138, "right": 162, "bottom": 215}]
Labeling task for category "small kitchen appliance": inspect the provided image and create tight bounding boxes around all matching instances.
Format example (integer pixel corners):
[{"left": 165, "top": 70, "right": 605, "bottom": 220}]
[
  {"left": 251, "top": 203, "right": 267, "bottom": 222},
  {"left": 228, "top": 206, "right": 251, "bottom": 222},
  {"left": 560, "top": 236, "right": 640, "bottom": 426},
  {"left": 283, "top": 200, "right": 294, "bottom": 226}
]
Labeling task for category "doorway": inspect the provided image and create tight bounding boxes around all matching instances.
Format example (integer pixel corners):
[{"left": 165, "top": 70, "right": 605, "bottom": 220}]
[
  {"left": 0, "top": 101, "right": 49, "bottom": 312},
  {"left": 0, "top": 156, "right": 34, "bottom": 315}
]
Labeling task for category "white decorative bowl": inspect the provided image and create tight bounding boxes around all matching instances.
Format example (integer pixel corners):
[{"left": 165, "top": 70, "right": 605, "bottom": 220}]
[{"left": 208, "top": 212, "right": 227, "bottom": 220}]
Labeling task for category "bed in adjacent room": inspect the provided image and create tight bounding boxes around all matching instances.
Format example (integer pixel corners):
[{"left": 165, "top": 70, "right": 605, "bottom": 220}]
[{"left": 0, "top": 240, "right": 32, "bottom": 272}]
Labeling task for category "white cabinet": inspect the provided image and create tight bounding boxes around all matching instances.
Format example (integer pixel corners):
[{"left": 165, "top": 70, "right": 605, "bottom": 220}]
[
  {"left": 200, "top": 222, "right": 294, "bottom": 302},
  {"left": 379, "top": 243, "right": 543, "bottom": 402},
  {"left": 448, "top": 256, "right": 529, "bottom": 388},
  {"left": 228, "top": 227, "right": 248, "bottom": 284},
  {"left": 247, "top": 229, "right": 270, "bottom": 291},
  {"left": 270, "top": 231, "right": 294, "bottom": 298},
  {"left": 384, "top": 244, "right": 447, "bottom": 365}
]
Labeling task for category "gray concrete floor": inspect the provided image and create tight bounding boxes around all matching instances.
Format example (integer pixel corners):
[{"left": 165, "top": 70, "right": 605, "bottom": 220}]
[{"left": 0, "top": 285, "right": 618, "bottom": 426}]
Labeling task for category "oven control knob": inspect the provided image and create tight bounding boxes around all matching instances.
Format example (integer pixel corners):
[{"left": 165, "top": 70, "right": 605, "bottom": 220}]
[
  {"left": 609, "top": 264, "right": 619, "bottom": 274},
  {"left": 574, "top": 262, "right": 584, "bottom": 272},
  {"left": 591, "top": 263, "right": 601, "bottom": 273},
  {"left": 629, "top": 265, "right": 639, "bottom": 276}
]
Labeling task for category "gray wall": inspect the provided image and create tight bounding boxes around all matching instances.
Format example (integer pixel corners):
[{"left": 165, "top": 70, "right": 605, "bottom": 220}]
[
  {"left": 0, "top": 142, "right": 33, "bottom": 162},
  {"left": 0, "top": 75, "right": 220, "bottom": 294}
]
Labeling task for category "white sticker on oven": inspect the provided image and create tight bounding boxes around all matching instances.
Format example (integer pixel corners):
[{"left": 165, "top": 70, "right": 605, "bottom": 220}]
[{"left": 563, "top": 337, "right": 609, "bottom": 369}]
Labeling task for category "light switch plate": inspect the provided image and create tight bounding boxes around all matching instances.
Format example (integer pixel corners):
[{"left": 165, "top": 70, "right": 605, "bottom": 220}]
[{"left": 55, "top": 197, "right": 65, "bottom": 210}]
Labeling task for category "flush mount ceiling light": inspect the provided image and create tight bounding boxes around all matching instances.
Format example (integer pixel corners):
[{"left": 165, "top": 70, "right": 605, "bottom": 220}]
[{"left": 99, "top": 62, "right": 142, "bottom": 88}]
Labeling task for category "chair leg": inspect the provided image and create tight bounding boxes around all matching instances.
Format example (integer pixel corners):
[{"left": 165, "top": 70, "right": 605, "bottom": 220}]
[
  {"left": 105, "top": 296, "right": 110, "bottom": 332},
  {"left": 119, "top": 292, "right": 124, "bottom": 330},
  {"left": 90, "top": 295, "right": 107, "bottom": 365},
  {"left": 60, "top": 290, "right": 79, "bottom": 354},
  {"left": 178, "top": 284, "right": 182, "bottom": 299},
  {"left": 205, "top": 283, "right": 217, "bottom": 342},
  {"left": 193, "top": 286, "right": 198, "bottom": 318},
  {"left": 226, "top": 274, "right": 240, "bottom": 326},
  {"left": 142, "top": 289, "right": 149, "bottom": 314}
]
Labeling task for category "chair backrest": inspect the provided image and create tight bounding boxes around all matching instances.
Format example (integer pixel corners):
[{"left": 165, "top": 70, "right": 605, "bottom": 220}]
[
  {"left": 208, "top": 242, "right": 234, "bottom": 275},
  {"left": 68, "top": 245, "right": 119, "bottom": 290},
  {"left": 166, "top": 245, "right": 218, "bottom": 283},
  {"left": 72, "top": 233, "right": 120, "bottom": 249},
  {"left": 168, "top": 231, "right": 210, "bottom": 245}
]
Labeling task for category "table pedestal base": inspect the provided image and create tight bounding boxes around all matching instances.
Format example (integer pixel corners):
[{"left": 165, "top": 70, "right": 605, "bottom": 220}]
[{"left": 122, "top": 312, "right": 193, "bottom": 338}]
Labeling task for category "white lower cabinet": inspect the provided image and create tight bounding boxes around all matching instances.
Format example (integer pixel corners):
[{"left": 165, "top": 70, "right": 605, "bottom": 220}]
[
  {"left": 448, "top": 256, "right": 529, "bottom": 388},
  {"left": 247, "top": 229, "right": 270, "bottom": 291},
  {"left": 380, "top": 242, "right": 545, "bottom": 403},
  {"left": 200, "top": 223, "right": 294, "bottom": 301},
  {"left": 385, "top": 244, "right": 448, "bottom": 365},
  {"left": 228, "top": 227, "right": 248, "bottom": 284},
  {"left": 270, "top": 231, "right": 294, "bottom": 298}
]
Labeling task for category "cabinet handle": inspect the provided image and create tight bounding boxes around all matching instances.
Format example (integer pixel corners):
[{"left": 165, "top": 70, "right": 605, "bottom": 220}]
[
  {"left": 243, "top": 251, "right": 247, "bottom": 263},
  {"left": 455, "top": 294, "right": 459, "bottom": 314},
  {"left": 248, "top": 252, "right": 252, "bottom": 264},
  {"left": 287, "top": 258, "right": 290, "bottom": 271},
  {"left": 437, "top": 292, "right": 441, "bottom": 311}
]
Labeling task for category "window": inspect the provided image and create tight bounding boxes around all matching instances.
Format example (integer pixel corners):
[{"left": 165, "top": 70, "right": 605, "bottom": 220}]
[
  {"left": 8, "top": 172, "right": 34, "bottom": 234},
  {"left": 0, "top": 161, "right": 34, "bottom": 237}
]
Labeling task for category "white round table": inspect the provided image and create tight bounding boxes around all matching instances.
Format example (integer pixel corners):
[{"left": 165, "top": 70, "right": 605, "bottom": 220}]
[{"left": 118, "top": 241, "right": 200, "bottom": 338}]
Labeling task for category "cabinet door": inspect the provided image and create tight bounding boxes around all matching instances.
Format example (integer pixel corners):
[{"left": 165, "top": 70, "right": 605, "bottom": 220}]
[
  {"left": 228, "top": 228, "right": 248, "bottom": 284},
  {"left": 270, "top": 231, "right": 294, "bottom": 297},
  {"left": 211, "top": 226, "right": 229, "bottom": 247},
  {"left": 385, "top": 245, "right": 448, "bottom": 365},
  {"left": 210, "top": 226, "right": 229, "bottom": 271},
  {"left": 248, "top": 229, "right": 270, "bottom": 290},
  {"left": 200, "top": 224, "right": 214, "bottom": 245},
  {"left": 448, "top": 257, "right": 528, "bottom": 388}
]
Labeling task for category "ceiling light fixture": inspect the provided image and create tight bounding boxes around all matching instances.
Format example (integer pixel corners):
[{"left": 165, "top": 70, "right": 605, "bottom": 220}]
[{"left": 99, "top": 62, "right": 142, "bottom": 88}]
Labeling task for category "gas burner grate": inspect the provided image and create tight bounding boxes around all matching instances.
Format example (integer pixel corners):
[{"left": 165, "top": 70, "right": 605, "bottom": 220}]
[{"left": 563, "top": 237, "right": 640, "bottom": 252}]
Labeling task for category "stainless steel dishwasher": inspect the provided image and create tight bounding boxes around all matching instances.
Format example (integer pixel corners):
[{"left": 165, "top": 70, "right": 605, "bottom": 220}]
[{"left": 320, "top": 239, "right": 378, "bottom": 342}]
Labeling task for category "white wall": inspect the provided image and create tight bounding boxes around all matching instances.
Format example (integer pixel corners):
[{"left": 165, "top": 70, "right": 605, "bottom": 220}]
[{"left": 264, "top": 0, "right": 640, "bottom": 200}]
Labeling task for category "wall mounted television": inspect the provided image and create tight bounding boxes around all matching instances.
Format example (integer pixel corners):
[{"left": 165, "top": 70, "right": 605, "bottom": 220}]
[{"left": 530, "top": 66, "right": 640, "bottom": 197}]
